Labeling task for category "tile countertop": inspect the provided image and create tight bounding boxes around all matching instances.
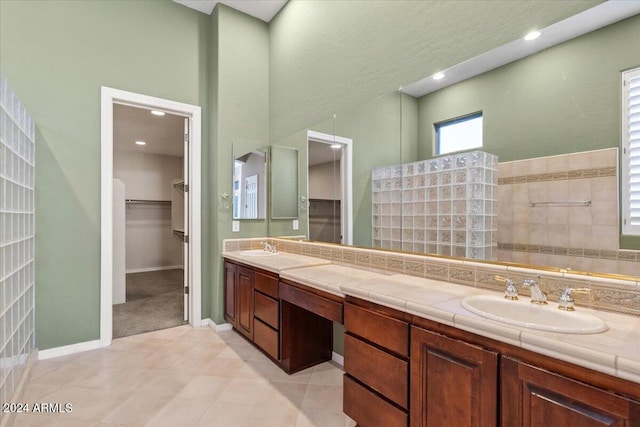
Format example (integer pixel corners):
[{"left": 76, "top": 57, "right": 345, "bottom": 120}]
[
  {"left": 223, "top": 251, "right": 640, "bottom": 384},
  {"left": 222, "top": 250, "right": 332, "bottom": 273}
]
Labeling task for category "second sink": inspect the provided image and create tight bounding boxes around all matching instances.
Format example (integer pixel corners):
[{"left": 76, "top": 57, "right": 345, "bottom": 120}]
[{"left": 461, "top": 294, "right": 607, "bottom": 334}]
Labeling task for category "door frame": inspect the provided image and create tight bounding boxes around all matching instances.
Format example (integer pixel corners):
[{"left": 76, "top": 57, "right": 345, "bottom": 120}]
[
  {"left": 100, "top": 87, "right": 203, "bottom": 347},
  {"left": 307, "top": 130, "right": 353, "bottom": 244}
]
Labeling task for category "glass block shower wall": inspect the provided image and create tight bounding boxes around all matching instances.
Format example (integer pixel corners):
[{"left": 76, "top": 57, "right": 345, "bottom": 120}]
[
  {"left": 372, "top": 151, "right": 498, "bottom": 260},
  {"left": 0, "top": 74, "right": 36, "bottom": 410}
]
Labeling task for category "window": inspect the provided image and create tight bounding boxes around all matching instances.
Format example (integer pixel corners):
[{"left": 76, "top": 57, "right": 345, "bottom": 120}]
[
  {"left": 435, "top": 113, "right": 483, "bottom": 155},
  {"left": 622, "top": 67, "right": 640, "bottom": 235}
]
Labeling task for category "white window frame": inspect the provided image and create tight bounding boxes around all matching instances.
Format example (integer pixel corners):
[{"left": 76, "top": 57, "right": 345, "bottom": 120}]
[
  {"left": 622, "top": 67, "right": 640, "bottom": 235},
  {"left": 435, "top": 112, "right": 483, "bottom": 155}
]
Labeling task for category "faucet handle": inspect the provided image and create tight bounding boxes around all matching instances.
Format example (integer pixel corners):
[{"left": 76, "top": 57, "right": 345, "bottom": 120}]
[
  {"left": 558, "top": 288, "right": 591, "bottom": 311},
  {"left": 494, "top": 275, "right": 518, "bottom": 300}
]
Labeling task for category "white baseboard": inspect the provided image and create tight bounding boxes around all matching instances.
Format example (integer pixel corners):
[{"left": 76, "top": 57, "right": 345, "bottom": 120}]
[
  {"left": 38, "top": 339, "right": 102, "bottom": 360},
  {"left": 201, "top": 318, "right": 233, "bottom": 332},
  {"left": 332, "top": 351, "right": 344, "bottom": 367},
  {"left": 126, "top": 265, "right": 183, "bottom": 274}
]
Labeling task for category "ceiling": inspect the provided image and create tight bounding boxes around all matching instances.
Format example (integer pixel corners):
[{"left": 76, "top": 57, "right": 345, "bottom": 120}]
[
  {"left": 403, "top": 1, "right": 640, "bottom": 97},
  {"left": 173, "top": 0, "right": 287, "bottom": 21},
  {"left": 309, "top": 140, "right": 341, "bottom": 167},
  {"left": 114, "top": 104, "right": 185, "bottom": 157}
]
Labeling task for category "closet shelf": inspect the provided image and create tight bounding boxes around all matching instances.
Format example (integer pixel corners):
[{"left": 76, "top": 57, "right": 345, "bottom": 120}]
[
  {"left": 173, "top": 229, "right": 185, "bottom": 241},
  {"left": 173, "top": 180, "right": 185, "bottom": 192},
  {"left": 126, "top": 199, "right": 171, "bottom": 208}
]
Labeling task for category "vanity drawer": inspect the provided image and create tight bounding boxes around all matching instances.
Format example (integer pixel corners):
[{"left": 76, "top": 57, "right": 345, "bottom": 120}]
[
  {"left": 344, "top": 333, "right": 408, "bottom": 409},
  {"left": 344, "top": 374, "right": 408, "bottom": 427},
  {"left": 254, "top": 291, "right": 279, "bottom": 329},
  {"left": 254, "top": 271, "right": 279, "bottom": 298},
  {"left": 279, "top": 281, "right": 343, "bottom": 323},
  {"left": 344, "top": 302, "right": 409, "bottom": 357},
  {"left": 254, "top": 318, "right": 279, "bottom": 361}
]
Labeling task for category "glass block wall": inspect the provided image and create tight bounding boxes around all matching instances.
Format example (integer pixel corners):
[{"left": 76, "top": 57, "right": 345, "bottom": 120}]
[
  {"left": 0, "top": 74, "right": 36, "bottom": 411},
  {"left": 372, "top": 150, "right": 498, "bottom": 260}
]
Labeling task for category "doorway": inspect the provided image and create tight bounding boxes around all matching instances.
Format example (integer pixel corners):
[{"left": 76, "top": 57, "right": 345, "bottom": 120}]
[
  {"left": 307, "top": 130, "right": 353, "bottom": 244},
  {"left": 101, "top": 87, "right": 202, "bottom": 347},
  {"left": 111, "top": 105, "right": 186, "bottom": 338}
]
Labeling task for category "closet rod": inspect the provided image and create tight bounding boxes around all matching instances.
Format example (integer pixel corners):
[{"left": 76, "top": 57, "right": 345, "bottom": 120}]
[{"left": 125, "top": 199, "right": 171, "bottom": 206}]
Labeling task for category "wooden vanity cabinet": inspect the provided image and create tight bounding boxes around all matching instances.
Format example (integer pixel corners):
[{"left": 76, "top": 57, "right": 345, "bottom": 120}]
[
  {"left": 223, "top": 260, "right": 279, "bottom": 358},
  {"left": 410, "top": 326, "right": 498, "bottom": 427},
  {"left": 501, "top": 356, "right": 640, "bottom": 427},
  {"left": 223, "top": 261, "right": 253, "bottom": 338},
  {"left": 252, "top": 270, "right": 280, "bottom": 361},
  {"left": 343, "top": 299, "right": 411, "bottom": 427}
]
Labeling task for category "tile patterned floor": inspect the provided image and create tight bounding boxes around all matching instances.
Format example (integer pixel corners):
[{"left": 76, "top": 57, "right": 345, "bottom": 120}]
[{"left": 8, "top": 325, "right": 356, "bottom": 427}]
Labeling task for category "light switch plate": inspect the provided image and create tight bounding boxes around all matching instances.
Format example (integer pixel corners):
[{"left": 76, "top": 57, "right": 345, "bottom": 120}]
[
  {"left": 232, "top": 221, "right": 240, "bottom": 232},
  {"left": 293, "top": 219, "right": 299, "bottom": 230}
]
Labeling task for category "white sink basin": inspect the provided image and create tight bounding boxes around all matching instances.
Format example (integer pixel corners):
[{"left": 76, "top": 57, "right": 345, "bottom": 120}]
[
  {"left": 461, "top": 294, "right": 607, "bottom": 334},
  {"left": 240, "top": 249, "right": 279, "bottom": 257}
]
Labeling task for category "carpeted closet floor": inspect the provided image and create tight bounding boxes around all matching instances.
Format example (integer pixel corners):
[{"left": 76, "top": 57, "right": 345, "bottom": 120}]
[{"left": 113, "top": 268, "right": 187, "bottom": 338}]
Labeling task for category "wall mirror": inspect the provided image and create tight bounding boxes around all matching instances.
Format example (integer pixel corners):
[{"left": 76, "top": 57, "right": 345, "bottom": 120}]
[
  {"left": 266, "top": 11, "right": 640, "bottom": 282},
  {"left": 270, "top": 145, "right": 299, "bottom": 220},
  {"left": 232, "top": 140, "right": 267, "bottom": 220}
]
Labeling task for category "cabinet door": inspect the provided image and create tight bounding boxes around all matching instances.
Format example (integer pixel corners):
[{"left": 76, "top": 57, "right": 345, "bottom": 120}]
[
  {"left": 501, "top": 356, "right": 640, "bottom": 427},
  {"left": 237, "top": 266, "right": 254, "bottom": 339},
  {"left": 223, "top": 262, "right": 237, "bottom": 326},
  {"left": 410, "top": 326, "right": 498, "bottom": 427}
]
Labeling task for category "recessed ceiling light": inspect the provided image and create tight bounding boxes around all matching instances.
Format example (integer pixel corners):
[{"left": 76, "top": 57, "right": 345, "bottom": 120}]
[
  {"left": 330, "top": 144, "right": 341, "bottom": 149},
  {"left": 150, "top": 110, "right": 165, "bottom": 116},
  {"left": 433, "top": 72, "right": 445, "bottom": 80},
  {"left": 135, "top": 141, "right": 146, "bottom": 146},
  {"left": 524, "top": 31, "right": 541, "bottom": 41}
]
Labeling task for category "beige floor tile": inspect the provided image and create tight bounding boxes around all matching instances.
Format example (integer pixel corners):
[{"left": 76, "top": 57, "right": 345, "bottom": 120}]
[
  {"left": 258, "top": 381, "right": 308, "bottom": 408},
  {"left": 217, "top": 341, "right": 258, "bottom": 360},
  {"left": 248, "top": 400, "right": 300, "bottom": 427},
  {"left": 101, "top": 393, "right": 173, "bottom": 426},
  {"left": 309, "top": 362, "right": 344, "bottom": 386},
  {"left": 63, "top": 388, "right": 132, "bottom": 421},
  {"left": 194, "top": 402, "right": 254, "bottom": 427},
  {"left": 236, "top": 359, "right": 279, "bottom": 380},
  {"left": 269, "top": 365, "right": 314, "bottom": 384},
  {"left": 296, "top": 408, "right": 351, "bottom": 427},
  {"left": 31, "top": 363, "right": 95, "bottom": 387},
  {"left": 10, "top": 413, "right": 95, "bottom": 427},
  {"left": 10, "top": 326, "right": 349, "bottom": 427},
  {"left": 136, "top": 372, "right": 197, "bottom": 398},
  {"left": 144, "top": 325, "right": 191, "bottom": 340},
  {"left": 216, "top": 377, "right": 269, "bottom": 405},
  {"left": 201, "top": 357, "right": 245, "bottom": 377},
  {"left": 68, "top": 365, "right": 125, "bottom": 388},
  {"left": 302, "top": 384, "right": 344, "bottom": 412},
  {"left": 176, "top": 375, "right": 231, "bottom": 401},
  {"left": 95, "top": 368, "right": 158, "bottom": 392},
  {"left": 145, "top": 397, "right": 212, "bottom": 427},
  {"left": 15, "top": 382, "right": 58, "bottom": 402}
]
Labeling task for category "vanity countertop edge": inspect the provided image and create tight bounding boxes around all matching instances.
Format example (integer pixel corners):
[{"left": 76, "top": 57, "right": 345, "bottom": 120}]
[{"left": 222, "top": 250, "right": 640, "bottom": 384}]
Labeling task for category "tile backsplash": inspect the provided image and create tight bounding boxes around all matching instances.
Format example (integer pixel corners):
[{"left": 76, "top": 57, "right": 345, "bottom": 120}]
[
  {"left": 224, "top": 237, "right": 640, "bottom": 317},
  {"left": 497, "top": 148, "right": 639, "bottom": 276}
]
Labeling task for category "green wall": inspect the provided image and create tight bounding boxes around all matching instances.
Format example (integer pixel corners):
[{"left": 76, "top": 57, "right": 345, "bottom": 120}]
[
  {"left": 208, "top": 5, "right": 269, "bottom": 323},
  {"left": 268, "top": 0, "right": 600, "bottom": 141},
  {"left": 417, "top": 14, "right": 640, "bottom": 249},
  {"left": 417, "top": 14, "right": 640, "bottom": 162},
  {"left": 0, "top": 0, "right": 624, "bottom": 350},
  {"left": 0, "top": 0, "right": 209, "bottom": 349}
]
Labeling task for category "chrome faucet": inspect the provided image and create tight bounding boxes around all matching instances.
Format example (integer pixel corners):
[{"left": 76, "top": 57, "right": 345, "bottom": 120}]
[
  {"left": 558, "top": 288, "right": 591, "bottom": 311},
  {"left": 522, "top": 278, "right": 547, "bottom": 305},
  {"left": 261, "top": 241, "right": 277, "bottom": 253},
  {"left": 494, "top": 275, "right": 518, "bottom": 300}
]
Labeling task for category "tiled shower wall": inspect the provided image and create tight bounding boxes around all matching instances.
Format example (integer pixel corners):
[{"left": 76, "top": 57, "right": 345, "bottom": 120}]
[
  {"left": 0, "top": 75, "right": 36, "bottom": 411},
  {"left": 497, "top": 148, "right": 639, "bottom": 275}
]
